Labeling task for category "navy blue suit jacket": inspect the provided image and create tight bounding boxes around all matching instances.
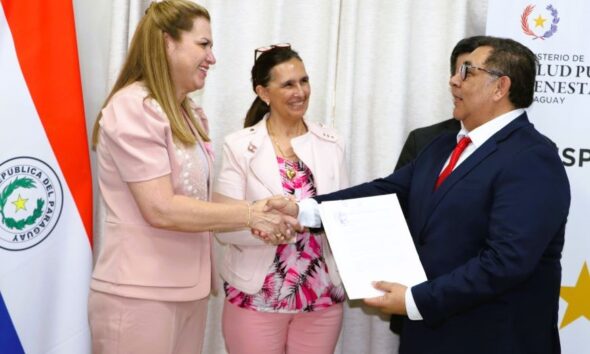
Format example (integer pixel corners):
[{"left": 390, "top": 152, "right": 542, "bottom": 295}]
[{"left": 316, "top": 113, "right": 570, "bottom": 354}]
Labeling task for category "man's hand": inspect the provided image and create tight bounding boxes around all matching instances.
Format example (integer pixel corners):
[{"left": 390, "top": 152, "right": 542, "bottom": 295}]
[{"left": 363, "top": 281, "right": 408, "bottom": 315}]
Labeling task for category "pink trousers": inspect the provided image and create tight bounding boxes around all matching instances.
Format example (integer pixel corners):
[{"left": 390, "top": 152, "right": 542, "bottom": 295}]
[
  {"left": 88, "top": 290, "right": 208, "bottom": 354},
  {"left": 222, "top": 300, "right": 343, "bottom": 354}
]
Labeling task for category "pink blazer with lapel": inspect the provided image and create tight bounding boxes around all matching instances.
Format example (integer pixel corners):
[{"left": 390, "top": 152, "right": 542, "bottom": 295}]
[
  {"left": 215, "top": 115, "right": 349, "bottom": 294},
  {"left": 91, "top": 82, "right": 213, "bottom": 302}
]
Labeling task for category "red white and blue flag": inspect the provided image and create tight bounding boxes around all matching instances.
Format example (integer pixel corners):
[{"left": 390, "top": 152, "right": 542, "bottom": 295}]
[{"left": 0, "top": 1, "right": 92, "bottom": 353}]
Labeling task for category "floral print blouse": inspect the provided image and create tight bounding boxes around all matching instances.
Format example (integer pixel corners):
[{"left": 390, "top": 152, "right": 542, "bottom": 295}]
[{"left": 224, "top": 157, "right": 345, "bottom": 313}]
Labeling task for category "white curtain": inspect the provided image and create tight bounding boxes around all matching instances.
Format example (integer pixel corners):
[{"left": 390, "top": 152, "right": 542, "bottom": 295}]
[{"left": 84, "top": 1, "right": 489, "bottom": 353}]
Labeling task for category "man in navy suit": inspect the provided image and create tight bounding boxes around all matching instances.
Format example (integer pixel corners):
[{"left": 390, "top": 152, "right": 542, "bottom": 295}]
[
  {"left": 266, "top": 36, "right": 570, "bottom": 354},
  {"left": 391, "top": 35, "right": 485, "bottom": 335}
]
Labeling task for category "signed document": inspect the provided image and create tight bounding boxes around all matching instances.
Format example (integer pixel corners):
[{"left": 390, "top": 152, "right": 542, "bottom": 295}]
[{"left": 318, "top": 194, "right": 427, "bottom": 299}]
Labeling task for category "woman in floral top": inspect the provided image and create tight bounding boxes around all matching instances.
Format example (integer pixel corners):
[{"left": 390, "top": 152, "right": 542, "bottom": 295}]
[{"left": 215, "top": 46, "right": 349, "bottom": 353}]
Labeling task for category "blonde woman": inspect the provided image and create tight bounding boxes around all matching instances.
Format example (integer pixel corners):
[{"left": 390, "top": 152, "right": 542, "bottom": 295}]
[{"left": 88, "top": 2, "right": 296, "bottom": 353}]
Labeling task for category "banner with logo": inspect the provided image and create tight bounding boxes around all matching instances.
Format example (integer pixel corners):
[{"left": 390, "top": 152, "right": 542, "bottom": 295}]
[
  {"left": 487, "top": 1, "right": 590, "bottom": 353},
  {"left": 0, "top": 1, "right": 92, "bottom": 353}
]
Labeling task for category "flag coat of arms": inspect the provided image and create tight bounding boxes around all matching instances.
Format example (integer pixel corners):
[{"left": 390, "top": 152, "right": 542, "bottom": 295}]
[{"left": 0, "top": 1, "right": 93, "bottom": 353}]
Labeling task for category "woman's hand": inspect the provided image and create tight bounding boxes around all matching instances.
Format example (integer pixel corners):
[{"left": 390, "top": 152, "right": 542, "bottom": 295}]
[{"left": 249, "top": 198, "right": 301, "bottom": 244}]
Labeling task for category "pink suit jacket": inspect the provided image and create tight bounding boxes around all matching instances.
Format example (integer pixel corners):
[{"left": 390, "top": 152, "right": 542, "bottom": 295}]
[
  {"left": 91, "top": 82, "right": 213, "bottom": 302},
  {"left": 214, "top": 116, "right": 349, "bottom": 294}
]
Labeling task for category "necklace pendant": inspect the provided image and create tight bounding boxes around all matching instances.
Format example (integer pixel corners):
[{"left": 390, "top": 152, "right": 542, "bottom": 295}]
[{"left": 286, "top": 166, "right": 296, "bottom": 180}]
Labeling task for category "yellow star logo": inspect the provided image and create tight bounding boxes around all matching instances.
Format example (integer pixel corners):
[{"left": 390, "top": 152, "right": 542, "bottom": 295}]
[
  {"left": 560, "top": 262, "right": 590, "bottom": 329},
  {"left": 534, "top": 14, "right": 547, "bottom": 28},
  {"left": 11, "top": 194, "right": 29, "bottom": 212}
]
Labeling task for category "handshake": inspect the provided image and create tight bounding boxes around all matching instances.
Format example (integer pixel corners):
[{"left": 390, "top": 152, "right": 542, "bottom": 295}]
[{"left": 248, "top": 196, "right": 303, "bottom": 245}]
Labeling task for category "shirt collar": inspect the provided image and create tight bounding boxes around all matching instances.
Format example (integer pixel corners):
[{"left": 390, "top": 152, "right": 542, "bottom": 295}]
[{"left": 457, "top": 108, "right": 525, "bottom": 148}]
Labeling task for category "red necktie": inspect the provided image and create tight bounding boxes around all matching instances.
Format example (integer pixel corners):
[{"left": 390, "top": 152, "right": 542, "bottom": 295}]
[{"left": 435, "top": 136, "right": 472, "bottom": 189}]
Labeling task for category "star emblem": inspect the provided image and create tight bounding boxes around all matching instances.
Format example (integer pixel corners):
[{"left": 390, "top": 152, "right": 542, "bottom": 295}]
[
  {"left": 11, "top": 194, "right": 29, "bottom": 212},
  {"left": 534, "top": 14, "right": 547, "bottom": 27},
  {"left": 560, "top": 262, "right": 590, "bottom": 328}
]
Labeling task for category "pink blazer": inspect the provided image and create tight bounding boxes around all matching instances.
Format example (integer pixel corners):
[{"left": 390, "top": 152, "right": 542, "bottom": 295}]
[
  {"left": 91, "top": 82, "right": 213, "bottom": 302},
  {"left": 215, "top": 116, "right": 349, "bottom": 294}
]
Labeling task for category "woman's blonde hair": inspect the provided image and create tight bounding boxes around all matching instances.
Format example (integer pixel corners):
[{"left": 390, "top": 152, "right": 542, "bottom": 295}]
[{"left": 92, "top": 0, "right": 210, "bottom": 148}]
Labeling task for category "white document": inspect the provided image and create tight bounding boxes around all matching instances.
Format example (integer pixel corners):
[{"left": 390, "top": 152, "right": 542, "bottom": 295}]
[{"left": 318, "top": 194, "right": 427, "bottom": 299}]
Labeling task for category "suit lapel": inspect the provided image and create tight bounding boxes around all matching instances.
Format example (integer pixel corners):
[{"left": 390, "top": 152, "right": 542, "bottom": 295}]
[
  {"left": 248, "top": 118, "right": 284, "bottom": 195},
  {"left": 411, "top": 133, "right": 455, "bottom": 237},
  {"left": 292, "top": 121, "right": 324, "bottom": 190},
  {"left": 416, "top": 113, "right": 531, "bottom": 239},
  {"left": 425, "top": 137, "right": 454, "bottom": 196},
  {"left": 427, "top": 140, "right": 497, "bottom": 214}
]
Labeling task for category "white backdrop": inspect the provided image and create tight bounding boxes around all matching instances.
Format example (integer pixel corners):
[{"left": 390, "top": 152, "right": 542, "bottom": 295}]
[{"left": 73, "top": 1, "right": 489, "bottom": 353}]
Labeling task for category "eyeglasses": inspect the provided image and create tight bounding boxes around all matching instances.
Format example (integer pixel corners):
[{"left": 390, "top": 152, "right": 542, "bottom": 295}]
[
  {"left": 254, "top": 43, "right": 291, "bottom": 62},
  {"left": 459, "top": 63, "right": 505, "bottom": 81}
]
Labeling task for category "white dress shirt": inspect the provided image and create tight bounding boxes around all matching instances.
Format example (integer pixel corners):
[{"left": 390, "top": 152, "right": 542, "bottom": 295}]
[{"left": 298, "top": 109, "right": 525, "bottom": 320}]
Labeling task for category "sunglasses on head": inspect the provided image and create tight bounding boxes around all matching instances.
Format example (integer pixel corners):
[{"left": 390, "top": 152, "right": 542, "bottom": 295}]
[{"left": 254, "top": 43, "right": 291, "bottom": 62}]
